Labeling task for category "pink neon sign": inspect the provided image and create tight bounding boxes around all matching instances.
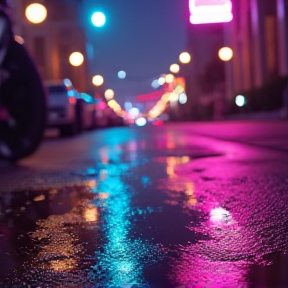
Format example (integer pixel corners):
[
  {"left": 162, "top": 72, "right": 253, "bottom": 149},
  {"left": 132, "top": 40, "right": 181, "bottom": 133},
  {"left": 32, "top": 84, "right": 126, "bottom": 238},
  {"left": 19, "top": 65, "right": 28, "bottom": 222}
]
[{"left": 189, "top": 0, "right": 233, "bottom": 24}]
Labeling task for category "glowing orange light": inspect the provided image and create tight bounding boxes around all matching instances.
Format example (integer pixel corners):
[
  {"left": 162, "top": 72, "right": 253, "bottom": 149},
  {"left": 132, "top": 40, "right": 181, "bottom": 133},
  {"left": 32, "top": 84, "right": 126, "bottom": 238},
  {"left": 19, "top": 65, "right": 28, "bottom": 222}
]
[
  {"left": 218, "top": 47, "right": 233, "bottom": 61},
  {"left": 69, "top": 52, "right": 84, "bottom": 67},
  {"left": 179, "top": 52, "right": 191, "bottom": 64},
  {"left": 25, "top": 3, "right": 47, "bottom": 24}
]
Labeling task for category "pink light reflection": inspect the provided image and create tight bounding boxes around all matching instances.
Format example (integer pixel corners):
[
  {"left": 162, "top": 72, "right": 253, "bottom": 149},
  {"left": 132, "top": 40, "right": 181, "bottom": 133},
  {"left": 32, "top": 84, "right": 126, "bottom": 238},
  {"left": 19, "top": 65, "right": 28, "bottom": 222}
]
[{"left": 189, "top": 0, "right": 233, "bottom": 24}]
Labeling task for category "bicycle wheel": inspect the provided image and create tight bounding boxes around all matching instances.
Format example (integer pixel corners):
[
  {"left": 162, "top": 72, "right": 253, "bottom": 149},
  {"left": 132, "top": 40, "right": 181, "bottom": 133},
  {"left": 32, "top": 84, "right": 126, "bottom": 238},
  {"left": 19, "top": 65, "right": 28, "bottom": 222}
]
[{"left": 0, "top": 40, "right": 47, "bottom": 161}]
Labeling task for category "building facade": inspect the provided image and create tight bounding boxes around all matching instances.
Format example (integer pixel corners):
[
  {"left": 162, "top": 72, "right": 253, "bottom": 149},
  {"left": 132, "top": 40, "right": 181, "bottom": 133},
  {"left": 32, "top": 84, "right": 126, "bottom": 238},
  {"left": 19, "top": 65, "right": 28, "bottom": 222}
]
[
  {"left": 13, "top": 0, "right": 89, "bottom": 92},
  {"left": 185, "top": 0, "right": 288, "bottom": 118}
]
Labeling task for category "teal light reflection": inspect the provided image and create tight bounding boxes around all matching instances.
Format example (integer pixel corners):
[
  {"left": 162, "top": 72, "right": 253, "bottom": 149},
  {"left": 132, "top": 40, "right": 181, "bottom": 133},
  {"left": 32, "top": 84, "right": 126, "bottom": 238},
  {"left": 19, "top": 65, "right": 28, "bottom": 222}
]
[{"left": 91, "top": 163, "right": 153, "bottom": 286}]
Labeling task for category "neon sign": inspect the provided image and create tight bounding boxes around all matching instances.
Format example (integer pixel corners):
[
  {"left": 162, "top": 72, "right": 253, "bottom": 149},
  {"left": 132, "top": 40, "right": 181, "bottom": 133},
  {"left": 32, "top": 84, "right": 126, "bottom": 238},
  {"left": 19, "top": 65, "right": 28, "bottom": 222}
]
[{"left": 189, "top": 0, "right": 233, "bottom": 24}]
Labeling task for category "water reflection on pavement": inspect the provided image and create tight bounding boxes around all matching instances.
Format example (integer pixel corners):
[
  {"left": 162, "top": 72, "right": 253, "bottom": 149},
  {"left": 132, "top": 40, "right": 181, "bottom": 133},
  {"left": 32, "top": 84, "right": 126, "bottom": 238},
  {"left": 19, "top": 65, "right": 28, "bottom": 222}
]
[{"left": 1, "top": 139, "right": 288, "bottom": 287}]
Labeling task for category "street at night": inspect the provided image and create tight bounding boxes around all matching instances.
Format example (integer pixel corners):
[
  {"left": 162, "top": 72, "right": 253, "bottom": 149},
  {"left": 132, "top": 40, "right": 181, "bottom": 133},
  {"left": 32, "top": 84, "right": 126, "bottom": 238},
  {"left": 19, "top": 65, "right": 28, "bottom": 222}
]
[
  {"left": 1, "top": 120, "right": 288, "bottom": 287},
  {"left": 1, "top": 0, "right": 288, "bottom": 287}
]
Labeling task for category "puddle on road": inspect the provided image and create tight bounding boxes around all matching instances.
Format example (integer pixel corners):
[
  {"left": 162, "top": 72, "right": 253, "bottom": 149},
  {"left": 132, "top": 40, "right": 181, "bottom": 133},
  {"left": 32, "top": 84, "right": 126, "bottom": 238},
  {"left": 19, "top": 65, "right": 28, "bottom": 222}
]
[{"left": 1, "top": 154, "right": 288, "bottom": 287}]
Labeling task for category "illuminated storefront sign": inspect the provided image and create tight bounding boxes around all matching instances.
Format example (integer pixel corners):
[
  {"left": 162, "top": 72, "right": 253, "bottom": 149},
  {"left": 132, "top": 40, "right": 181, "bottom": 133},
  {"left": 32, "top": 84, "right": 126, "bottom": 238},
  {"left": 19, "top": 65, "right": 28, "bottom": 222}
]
[{"left": 189, "top": 0, "right": 233, "bottom": 24}]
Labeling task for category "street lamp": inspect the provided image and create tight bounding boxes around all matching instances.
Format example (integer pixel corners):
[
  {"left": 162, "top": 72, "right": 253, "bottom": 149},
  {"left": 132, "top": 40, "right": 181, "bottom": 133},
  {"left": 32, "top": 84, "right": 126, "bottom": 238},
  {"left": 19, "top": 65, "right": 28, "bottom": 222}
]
[
  {"left": 25, "top": 3, "right": 47, "bottom": 24},
  {"left": 218, "top": 47, "right": 233, "bottom": 61},
  {"left": 92, "top": 75, "right": 104, "bottom": 86},
  {"left": 69, "top": 52, "right": 84, "bottom": 67},
  {"left": 179, "top": 52, "right": 191, "bottom": 64},
  {"left": 91, "top": 12, "right": 106, "bottom": 27},
  {"left": 170, "top": 64, "right": 180, "bottom": 74},
  {"left": 165, "top": 74, "right": 175, "bottom": 84},
  {"left": 104, "top": 89, "right": 115, "bottom": 101}
]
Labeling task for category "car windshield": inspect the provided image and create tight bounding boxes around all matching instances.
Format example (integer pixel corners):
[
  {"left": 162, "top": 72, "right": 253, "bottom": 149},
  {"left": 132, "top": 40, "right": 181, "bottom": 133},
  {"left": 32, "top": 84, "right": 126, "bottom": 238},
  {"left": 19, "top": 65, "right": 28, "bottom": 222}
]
[{"left": 48, "top": 85, "right": 67, "bottom": 94}]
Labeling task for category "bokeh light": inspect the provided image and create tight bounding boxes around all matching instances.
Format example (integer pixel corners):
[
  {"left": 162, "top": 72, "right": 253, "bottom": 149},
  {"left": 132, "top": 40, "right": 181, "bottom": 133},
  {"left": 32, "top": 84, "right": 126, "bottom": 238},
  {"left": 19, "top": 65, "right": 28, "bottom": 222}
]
[
  {"left": 169, "top": 92, "right": 179, "bottom": 102},
  {"left": 25, "top": 3, "right": 47, "bottom": 24},
  {"left": 129, "top": 107, "right": 140, "bottom": 118},
  {"left": 179, "top": 52, "right": 191, "bottom": 64},
  {"left": 235, "top": 95, "right": 246, "bottom": 107},
  {"left": 151, "top": 79, "right": 160, "bottom": 89},
  {"left": 179, "top": 93, "right": 188, "bottom": 104},
  {"left": 165, "top": 74, "right": 175, "bottom": 84},
  {"left": 91, "top": 11, "right": 106, "bottom": 27},
  {"left": 170, "top": 64, "right": 180, "bottom": 74},
  {"left": 135, "top": 117, "right": 147, "bottom": 127},
  {"left": 14, "top": 35, "right": 25, "bottom": 44},
  {"left": 118, "top": 70, "right": 126, "bottom": 79},
  {"left": 105, "top": 89, "right": 115, "bottom": 101},
  {"left": 69, "top": 52, "right": 84, "bottom": 67},
  {"left": 92, "top": 75, "right": 104, "bottom": 86},
  {"left": 218, "top": 47, "right": 233, "bottom": 61},
  {"left": 158, "top": 77, "right": 166, "bottom": 86}
]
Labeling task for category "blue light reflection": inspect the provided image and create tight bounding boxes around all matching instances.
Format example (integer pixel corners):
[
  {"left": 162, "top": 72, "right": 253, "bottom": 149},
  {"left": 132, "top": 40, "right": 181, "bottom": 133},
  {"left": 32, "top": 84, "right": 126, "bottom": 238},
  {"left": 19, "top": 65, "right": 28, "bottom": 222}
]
[{"left": 90, "top": 162, "right": 157, "bottom": 287}]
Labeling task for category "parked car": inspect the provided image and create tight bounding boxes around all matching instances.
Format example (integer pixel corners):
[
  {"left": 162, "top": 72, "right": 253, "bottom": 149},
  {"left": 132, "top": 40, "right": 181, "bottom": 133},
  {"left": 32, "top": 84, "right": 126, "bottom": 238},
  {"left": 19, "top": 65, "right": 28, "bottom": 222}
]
[
  {"left": 45, "top": 79, "right": 82, "bottom": 137},
  {"left": 78, "top": 92, "right": 99, "bottom": 130},
  {"left": 94, "top": 99, "right": 110, "bottom": 128},
  {"left": 106, "top": 107, "right": 125, "bottom": 127}
]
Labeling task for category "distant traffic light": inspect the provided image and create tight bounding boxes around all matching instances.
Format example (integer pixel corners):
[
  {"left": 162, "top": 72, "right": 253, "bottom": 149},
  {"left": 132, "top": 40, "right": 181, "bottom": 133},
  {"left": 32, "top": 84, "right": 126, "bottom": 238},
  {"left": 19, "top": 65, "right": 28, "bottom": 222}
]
[{"left": 91, "top": 12, "right": 106, "bottom": 27}]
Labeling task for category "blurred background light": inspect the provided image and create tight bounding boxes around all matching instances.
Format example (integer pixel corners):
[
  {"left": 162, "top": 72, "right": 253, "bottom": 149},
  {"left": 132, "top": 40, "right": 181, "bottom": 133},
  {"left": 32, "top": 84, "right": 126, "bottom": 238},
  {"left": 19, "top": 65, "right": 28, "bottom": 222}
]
[
  {"left": 129, "top": 107, "right": 140, "bottom": 118},
  {"left": 175, "top": 84, "right": 185, "bottom": 94},
  {"left": 210, "top": 207, "right": 232, "bottom": 224},
  {"left": 25, "top": 3, "right": 47, "bottom": 24},
  {"left": 69, "top": 52, "right": 84, "bottom": 67},
  {"left": 118, "top": 70, "right": 127, "bottom": 79},
  {"left": 189, "top": 0, "right": 233, "bottom": 24},
  {"left": 218, "top": 47, "right": 233, "bottom": 61},
  {"left": 235, "top": 95, "right": 246, "bottom": 107},
  {"left": 170, "top": 64, "right": 180, "bottom": 74},
  {"left": 151, "top": 79, "right": 160, "bottom": 89},
  {"left": 105, "top": 89, "right": 115, "bottom": 101},
  {"left": 124, "top": 102, "right": 132, "bottom": 111},
  {"left": 92, "top": 75, "right": 104, "bottom": 86},
  {"left": 135, "top": 117, "right": 147, "bottom": 127},
  {"left": 179, "top": 93, "right": 187, "bottom": 104},
  {"left": 165, "top": 74, "right": 175, "bottom": 84},
  {"left": 158, "top": 77, "right": 166, "bottom": 86},
  {"left": 179, "top": 52, "right": 191, "bottom": 64},
  {"left": 91, "top": 11, "right": 106, "bottom": 27},
  {"left": 14, "top": 35, "right": 25, "bottom": 44},
  {"left": 169, "top": 92, "right": 179, "bottom": 102}
]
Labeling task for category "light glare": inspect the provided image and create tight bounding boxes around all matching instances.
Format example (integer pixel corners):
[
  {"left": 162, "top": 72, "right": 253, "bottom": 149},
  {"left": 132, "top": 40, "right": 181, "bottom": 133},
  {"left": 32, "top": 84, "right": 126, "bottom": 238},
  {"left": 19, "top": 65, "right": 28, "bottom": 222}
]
[
  {"left": 179, "top": 52, "right": 191, "bottom": 64},
  {"left": 25, "top": 3, "right": 47, "bottom": 24},
  {"left": 151, "top": 79, "right": 160, "bottom": 89},
  {"left": 92, "top": 12, "right": 106, "bottom": 27},
  {"left": 135, "top": 117, "right": 147, "bottom": 127},
  {"left": 129, "top": 107, "right": 140, "bottom": 118},
  {"left": 170, "top": 64, "right": 180, "bottom": 74},
  {"left": 118, "top": 70, "right": 126, "bottom": 79},
  {"left": 105, "top": 89, "right": 115, "bottom": 101},
  {"left": 92, "top": 75, "right": 104, "bottom": 86},
  {"left": 189, "top": 0, "right": 233, "bottom": 24},
  {"left": 219, "top": 47, "right": 233, "bottom": 61},
  {"left": 69, "top": 52, "right": 84, "bottom": 67},
  {"left": 235, "top": 95, "right": 246, "bottom": 107},
  {"left": 179, "top": 93, "right": 187, "bottom": 104},
  {"left": 158, "top": 77, "right": 165, "bottom": 86},
  {"left": 165, "top": 74, "right": 175, "bottom": 84}
]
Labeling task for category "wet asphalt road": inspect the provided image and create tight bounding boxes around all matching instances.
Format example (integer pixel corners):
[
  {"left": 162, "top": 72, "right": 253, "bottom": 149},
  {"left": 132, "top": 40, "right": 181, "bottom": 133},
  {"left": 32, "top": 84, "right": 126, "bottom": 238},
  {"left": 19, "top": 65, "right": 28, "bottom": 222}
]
[{"left": 0, "top": 120, "right": 288, "bottom": 288}]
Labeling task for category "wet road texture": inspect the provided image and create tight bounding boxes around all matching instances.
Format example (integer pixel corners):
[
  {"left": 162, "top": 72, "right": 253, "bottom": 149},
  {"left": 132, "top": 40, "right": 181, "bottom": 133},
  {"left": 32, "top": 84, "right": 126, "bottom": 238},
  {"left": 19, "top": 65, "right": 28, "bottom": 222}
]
[{"left": 1, "top": 122, "right": 288, "bottom": 288}]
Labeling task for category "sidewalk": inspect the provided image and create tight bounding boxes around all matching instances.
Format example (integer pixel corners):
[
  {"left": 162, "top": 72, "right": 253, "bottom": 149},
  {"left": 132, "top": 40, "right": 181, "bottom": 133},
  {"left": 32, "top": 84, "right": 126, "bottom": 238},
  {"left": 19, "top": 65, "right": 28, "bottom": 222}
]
[{"left": 226, "top": 108, "right": 288, "bottom": 120}]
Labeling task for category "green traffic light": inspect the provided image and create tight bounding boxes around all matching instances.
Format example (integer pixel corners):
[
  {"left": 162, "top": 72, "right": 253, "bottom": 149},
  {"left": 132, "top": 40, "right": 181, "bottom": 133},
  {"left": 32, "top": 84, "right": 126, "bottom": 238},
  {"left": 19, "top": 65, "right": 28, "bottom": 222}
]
[{"left": 91, "top": 11, "right": 106, "bottom": 27}]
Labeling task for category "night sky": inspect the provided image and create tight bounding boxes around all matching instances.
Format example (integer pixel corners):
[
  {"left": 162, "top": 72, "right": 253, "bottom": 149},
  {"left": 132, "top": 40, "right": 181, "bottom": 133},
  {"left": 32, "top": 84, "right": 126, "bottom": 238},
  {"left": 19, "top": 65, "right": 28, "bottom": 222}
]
[{"left": 81, "top": 0, "right": 189, "bottom": 102}]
